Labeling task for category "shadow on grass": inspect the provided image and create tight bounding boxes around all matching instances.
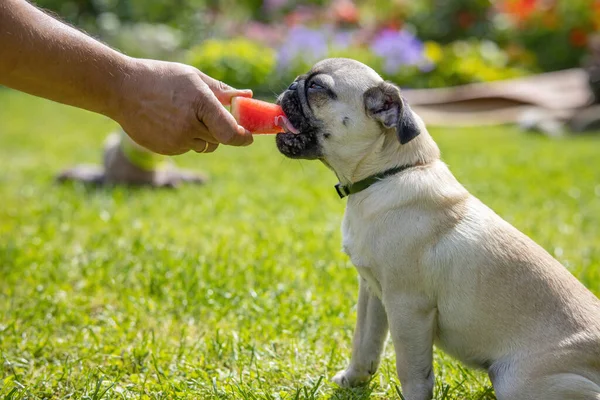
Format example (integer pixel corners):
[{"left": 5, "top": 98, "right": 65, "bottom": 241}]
[{"left": 54, "top": 179, "right": 184, "bottom": 194}]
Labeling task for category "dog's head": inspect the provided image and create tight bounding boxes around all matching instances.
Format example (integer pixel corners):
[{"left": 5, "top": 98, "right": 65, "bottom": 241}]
[{"left": 276, "top": 58, "right": 422, "bottom": 176}]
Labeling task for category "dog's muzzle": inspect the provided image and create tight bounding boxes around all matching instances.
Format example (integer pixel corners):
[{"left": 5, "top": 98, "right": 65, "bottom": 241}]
[{"left": 275, "top": 81, "right": 323, "bottom": 160}]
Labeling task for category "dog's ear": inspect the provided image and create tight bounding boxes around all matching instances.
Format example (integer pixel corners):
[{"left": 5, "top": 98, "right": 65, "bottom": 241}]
[{"left": 364, "top": 81, "right": 421, "bottom": 144}]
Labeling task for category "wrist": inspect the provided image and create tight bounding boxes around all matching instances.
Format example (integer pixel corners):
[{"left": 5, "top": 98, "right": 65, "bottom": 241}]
[{"left": 106, "top": 55, "right": 144, "bottom": 121}]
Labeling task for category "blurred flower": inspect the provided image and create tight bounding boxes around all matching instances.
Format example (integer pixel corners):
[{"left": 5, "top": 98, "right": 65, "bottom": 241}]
[
  {"left": 284, "top": 6, "right": 322, "bottom": 26},
  {"left": 503, "top": 0, "right": 537, "bottom": 21},
  {"left": 277, "top": 26, "right": 328, "bottom": 69},
  {"left": 424, "top": 41, "right": 443, "bottom": 64},
  {"left": 594, "top": 0, "right": 600, "bottom": 30},
  {"left": 381, "top": 20, "right": 403, "bottom": 31},
  {"left": 330, "top": 0, "right": 360, "bottom": 25},
  {"left": 332, "top": 30, "right": 355, "bottom": 49},
  {"left": 419, "top": 62, "right": 435, "bottom": 73},
  {"left": 370, "top": 29, "right": 427, "bottom": 74},
  {"left": 244, "top": 22, "right": 285, "bottom": 47},
  {"left": 457, "top": 11, "right": 476, "bottom": 29},
  {"left": 569, "top": 28, "right": 589, "bottom": 48}
]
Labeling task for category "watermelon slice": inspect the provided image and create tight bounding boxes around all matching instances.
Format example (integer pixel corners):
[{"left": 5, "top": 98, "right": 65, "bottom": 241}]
[{"left": 230, "top": 97, "right": 299, "bottom": 134}]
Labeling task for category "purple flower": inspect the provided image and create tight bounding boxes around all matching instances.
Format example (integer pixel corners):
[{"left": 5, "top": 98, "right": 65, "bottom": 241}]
[
  {"left": 419, "top": 62, "right": 435, "bottom": 73},
  {"left": 370, "top": 29, "right": 426, "bottom": 74},
  {"left": 277, "top": 26, "right": 328, "bottom": 70},
  {"left": 332, "top": 30, "right": 354, "bottom": 49}
]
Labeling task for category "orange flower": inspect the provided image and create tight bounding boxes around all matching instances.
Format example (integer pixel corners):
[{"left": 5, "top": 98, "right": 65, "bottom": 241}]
[
  {"left": 383, "top": 20, "right": 403, "bottom": 31},
  {"left": 569, "top": 28, "right": 588, "bottom": 47},
  {"left": 504, "top": 0, "right": 537, "bottom": 21},
  {"left": 594, "top": 0, "right": 600, "bottom": 30},
  {"left": 457, "top": 11, "right": 475, "bottom": 29}
]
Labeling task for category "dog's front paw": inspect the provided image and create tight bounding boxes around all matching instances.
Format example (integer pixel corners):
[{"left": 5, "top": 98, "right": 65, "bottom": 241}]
[{"left": 331, "top": 368, "right": 371, "bottom": 388}]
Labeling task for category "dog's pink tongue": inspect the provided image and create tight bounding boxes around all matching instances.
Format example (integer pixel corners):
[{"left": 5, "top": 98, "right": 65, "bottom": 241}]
[{"left": 275, "top": 115, "right": 300, "bottom": 134}]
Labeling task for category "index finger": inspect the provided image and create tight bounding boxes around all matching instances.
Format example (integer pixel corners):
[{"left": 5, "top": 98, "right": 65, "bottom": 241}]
[
  {"left": 198, "top": 90, "right": 254, "bottom": 147},
  {"left": 198, "top": 72, "right": 253, "bottom": 106}
]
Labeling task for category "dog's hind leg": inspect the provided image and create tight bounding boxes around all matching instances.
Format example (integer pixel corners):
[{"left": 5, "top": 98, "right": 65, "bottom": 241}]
[
  {"left": 494, "top": 370, "right": 600, "bottom": 400},
  {"left": 331, "top": 278, "right": 389, "bottom": 388}
]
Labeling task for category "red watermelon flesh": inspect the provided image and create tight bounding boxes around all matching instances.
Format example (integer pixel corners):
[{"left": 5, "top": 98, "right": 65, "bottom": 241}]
[{"left": 231, "top": 97, "right": 299, "bottom": 134}]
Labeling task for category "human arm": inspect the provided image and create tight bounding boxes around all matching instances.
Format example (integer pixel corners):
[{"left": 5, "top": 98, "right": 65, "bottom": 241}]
[{"left": 0, "top": 0, "right": 253, "bottom": 154}]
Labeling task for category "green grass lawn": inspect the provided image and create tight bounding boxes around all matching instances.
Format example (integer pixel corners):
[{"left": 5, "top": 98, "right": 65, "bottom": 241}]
[{"left": 1, "top": 89, "right": 599, "bottom": 400}]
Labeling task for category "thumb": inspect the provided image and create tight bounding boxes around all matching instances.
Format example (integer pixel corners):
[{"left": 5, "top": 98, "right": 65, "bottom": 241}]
[
  {"left": 197, "top": 71, "right": 253, "bottom": 106},
  {"left": 199, "top": 89, "right": 254, "bottom": 147}
]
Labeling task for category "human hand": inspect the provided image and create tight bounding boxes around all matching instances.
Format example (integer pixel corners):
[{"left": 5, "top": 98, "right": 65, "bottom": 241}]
[{"left": 112, "top": 58, "right": 254, "bottom": 155}]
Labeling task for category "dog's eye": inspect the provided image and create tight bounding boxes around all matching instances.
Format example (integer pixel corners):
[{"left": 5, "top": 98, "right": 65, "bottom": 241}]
[{"left": 309, "top": 82, "right": 325, "bottom": 90}]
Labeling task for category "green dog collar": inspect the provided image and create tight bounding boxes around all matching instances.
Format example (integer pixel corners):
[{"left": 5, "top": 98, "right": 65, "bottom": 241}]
[{"left": 335, "top": 164, "right": 415, "bottom": 199}]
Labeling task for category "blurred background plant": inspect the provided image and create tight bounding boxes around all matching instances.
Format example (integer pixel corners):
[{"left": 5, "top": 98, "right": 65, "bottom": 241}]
[
  {"left": 187, "top": 38, "right": 277, "bottom": 91},
  {"left": 33, "top": 0, "right": 599, "bottom": 94}
]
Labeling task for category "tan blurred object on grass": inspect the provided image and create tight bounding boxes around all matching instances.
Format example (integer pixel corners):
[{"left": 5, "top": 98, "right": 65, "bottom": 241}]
[{"left": 57, "top": 131, "right": 207, "bottom": 188}]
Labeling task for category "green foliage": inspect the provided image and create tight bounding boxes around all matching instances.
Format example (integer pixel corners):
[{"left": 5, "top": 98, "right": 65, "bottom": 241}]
[
  {"left": 404, "top": 0, "right": 495, "bottom": 44},
  {"left": 104, "top": 21, "right": 184, "bottom": 60},
  {"left": 329, "top": 40, "right": 528, "bottom": 89},
  {"left": 187, "top": 38, "right": 278, "bottom": 91},
  {"left": 328, "top": 47, "right": 384, "bottom": 73},
  {"left": 33, "top": 0, "right": 204, "bottom": 25},
  {"left": 1, "top": 90, "right": 600, "bottom": 399},
  {"left": 32, "top": 0, "right": 599, "bottom": 84},
  {"left": 418, "top": 39, "right": 529, "bottom": 87},
  {"left": 184, "top": 37, "right": 521, "bottom": 92},
  {"left": 207, "top": 37, "right": 531, "bottom": 91}
]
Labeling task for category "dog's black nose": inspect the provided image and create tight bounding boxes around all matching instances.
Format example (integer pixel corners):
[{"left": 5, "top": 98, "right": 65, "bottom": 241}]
[{"left": 288, "top": 81, "right": 298, "bottom": 91}]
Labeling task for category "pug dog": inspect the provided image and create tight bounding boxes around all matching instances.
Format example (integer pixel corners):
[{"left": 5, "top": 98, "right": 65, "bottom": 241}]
[{"left": 275, "top": 58, "right": 600, "bottom": 400}]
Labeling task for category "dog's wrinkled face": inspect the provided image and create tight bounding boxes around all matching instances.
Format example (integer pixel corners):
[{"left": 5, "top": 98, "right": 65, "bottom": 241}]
[{"left": 275, "top": 58, "right": 420, "bottom": 164}]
